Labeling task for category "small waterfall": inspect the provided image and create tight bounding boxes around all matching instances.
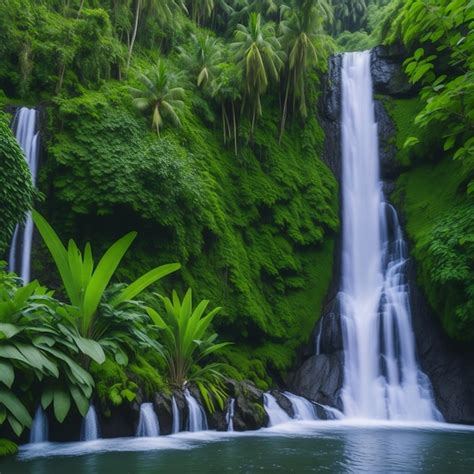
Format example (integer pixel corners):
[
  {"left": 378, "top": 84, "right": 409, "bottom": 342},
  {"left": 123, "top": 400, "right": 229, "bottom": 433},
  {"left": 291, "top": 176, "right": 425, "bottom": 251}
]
[
  {"left": 263, "top": 393, "right": 291, "bottom": 426},
  {"left": 315, "top": 324, "right": 323, "bottom": 355},
  {"left": 29, "top": 406, "right": 48, "bottom": 443},
  {"left": 339, "top": 51, "right": 442, "bottom": 421},
  {"left": 184, "top": 389, "right": 208, "bottom": 432},
  {"left": 226, "top": 398, "right": 236, "bottom": 431},
  {"left": 136, "top": 403, "right": 160, "bottom": 437},
  {"left": 81, "top": 405, "right": 100, "bottom": 441},
  {"left": 171, "top": 396, "right": 180, "bottom": 434},
  {"left": 8, "top": 107, "right": 40, "bottom": 284},
  {"left": 283, "top": 392, "right": 316, "bottom": 420}
]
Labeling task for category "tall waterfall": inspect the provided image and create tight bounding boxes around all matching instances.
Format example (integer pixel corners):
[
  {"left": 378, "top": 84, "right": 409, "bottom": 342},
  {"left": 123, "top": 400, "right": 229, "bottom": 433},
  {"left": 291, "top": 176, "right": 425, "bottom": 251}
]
[
  {"left": 29, "top": 406, "right": 48, "bottom": 443},
  {"left": 81, "top": 405, "right": 100, "bottom": 441},
  {"left": 8, "top": 107, "right": 40, "bottom": 284},
  {"left": 184, "top": 389, "right": 208, "bottom": 432},
  {"left": 339, "top": 51, "right": 442, "bottom": 421},
  {"left": 136, "top": 403, "right": 160, "bottom": 437}
]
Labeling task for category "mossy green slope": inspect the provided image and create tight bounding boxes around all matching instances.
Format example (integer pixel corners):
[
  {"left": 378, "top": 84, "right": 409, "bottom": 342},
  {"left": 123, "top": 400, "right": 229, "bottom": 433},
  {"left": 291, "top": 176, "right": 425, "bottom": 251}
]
[{"left": 37, "top": 82, "right": 338, "bottom": 387}]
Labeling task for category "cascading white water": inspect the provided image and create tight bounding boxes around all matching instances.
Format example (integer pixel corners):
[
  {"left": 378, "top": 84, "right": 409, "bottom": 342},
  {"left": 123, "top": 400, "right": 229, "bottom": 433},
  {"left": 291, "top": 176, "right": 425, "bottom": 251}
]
[
  {"left": 8, "top": 107, "right": 40, "bottom": 284},
  {"left": 339, "top": 51, "right": 442, "bottom": 421},
  {"left": 283, "top": 392, "right": 316, "bottom": 420},
  {"left": 136, "top": 403, "right": 160, "bottom": 437},
  {"left": 263, "top": 393, "right": 291, "bottom": 426},
  {"left": 171, "top": 396, "right": 180, "bottom": 434},
  {"left": 81, "top": 405, "right": 100, "bottom": 441},
  {"left": 29, "top": 406, "right": 48, "bottom": 443},
  {"left": 184, "top": 389, "right": 208, "bottom": 432},
  {"left": 226, "top": 398, "right": 236, "bottom": 431}
]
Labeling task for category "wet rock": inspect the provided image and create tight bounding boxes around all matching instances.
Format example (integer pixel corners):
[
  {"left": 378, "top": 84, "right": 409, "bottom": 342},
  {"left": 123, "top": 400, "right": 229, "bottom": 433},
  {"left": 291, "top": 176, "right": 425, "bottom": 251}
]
[
  {"left": 374, "top": 99, "right": 400, "bottom": 180},
  {"left": 269, "top": 391, "right": 294, "bottom": 418},
  {"left": 153, "top": 392, "right": 172, "bottom": 435},
  {"left": 407, "top": 261, "right": 474, "bottom": 424},
  {"left": 233, "top": 381, "right": 268, "bottom": 431},
  {"left": 98, "top": 403, "right": 137, "bottom": 438},
  {"left": 290, "top": 352, "right": 344, "bottom": 409},
  {"left": 370, "top": 46, "right": 414, "bottom": 97}
]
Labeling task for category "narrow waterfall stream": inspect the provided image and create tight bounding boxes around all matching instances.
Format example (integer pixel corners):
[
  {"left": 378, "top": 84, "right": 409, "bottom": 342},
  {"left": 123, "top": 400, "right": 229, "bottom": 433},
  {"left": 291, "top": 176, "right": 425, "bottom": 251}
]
[
  {"left": 29, "top": 407, "right": 48, "bottom": 443},
  {"left": 339, "top": 51, "right": 442, "bottom": 421},
  {"left": 226, "top": 398, "right": 236, "bottom": 431},
  {"left": 184, "top": 389, "right": 208, "bottom": 432},
  {"left": 171, "top": 396, "right": 180, "bottom": 434},
  {"left": 81, "top": 406, "right": 100, "bottom": 441},
  {"left": 136, "top": 403, "right": 160, "bottom": 437},
  {"left": 8, "top": 107, "right": 40, "bottom": 284},
  {"left": 263, "top": 394, "right": 291, "bottom": 426},
  {"left": 283, "top": 392, "right": 316, "bottom": 420}
]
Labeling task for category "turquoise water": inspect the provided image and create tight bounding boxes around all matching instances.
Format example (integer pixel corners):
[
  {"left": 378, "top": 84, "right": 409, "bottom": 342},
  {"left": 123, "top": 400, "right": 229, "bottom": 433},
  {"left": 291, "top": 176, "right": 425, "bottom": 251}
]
[{"left": 2, "top": 421, "right": 474, "bottom": 473}]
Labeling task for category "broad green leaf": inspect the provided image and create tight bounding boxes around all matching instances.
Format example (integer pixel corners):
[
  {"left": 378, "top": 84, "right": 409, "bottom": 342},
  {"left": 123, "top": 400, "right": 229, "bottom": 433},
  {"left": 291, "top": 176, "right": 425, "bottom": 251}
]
[
  {"left": 74, "top": 337, "right": 106, "bottom": 364},
  {"left": 70, "top": 386, "right": 89, "bottom": 417},
  {"left": 0, "top": 361, "right": 14, "bottom": 388},
  {"left": 41, "top": 386, "right": 54, "bottom": 409},
  {"left": 0, "top": 389, "right": 32, "bottom": 427},
  {"left": 0, "top": 323, "right": 22, "bottom": 339},
  {"left": 53, "top": 387, "right": 71, "bottom": 423}
]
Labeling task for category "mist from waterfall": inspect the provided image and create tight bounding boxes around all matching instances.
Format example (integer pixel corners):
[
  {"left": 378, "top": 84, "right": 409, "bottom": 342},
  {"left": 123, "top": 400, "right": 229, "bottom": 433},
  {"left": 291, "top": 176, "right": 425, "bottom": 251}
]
[
  {"left": 339, "top": 51, "right": 442, "bottom": 421},
  {"left": 8, "top": 107, "right": 40, "bottom": 284}
]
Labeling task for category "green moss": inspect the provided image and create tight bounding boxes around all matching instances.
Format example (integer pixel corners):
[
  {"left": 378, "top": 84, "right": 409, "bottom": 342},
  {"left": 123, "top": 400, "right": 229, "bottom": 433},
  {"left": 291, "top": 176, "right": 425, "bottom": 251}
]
[
  {"left": 36, "top": 78, "right": 338, "bottom": 384},
  {"left": 0, "top": 439, "right": 18, "bottom": 457},
  {"left": 393, "top": 158, "right": 474, "bottom": 341},
  {"left": 382, "top": 97, "right": 423, "bottom": 167},
  {"left": 128, "top": 354, "right": 168, "bottom": 397},
  {"left": 0, "top": 111, "right": 34, "bottom": 255}
]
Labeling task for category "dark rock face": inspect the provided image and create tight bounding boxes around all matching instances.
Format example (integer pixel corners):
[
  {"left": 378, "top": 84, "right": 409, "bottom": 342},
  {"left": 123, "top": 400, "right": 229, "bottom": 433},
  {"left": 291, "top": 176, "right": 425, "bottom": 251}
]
[
  {"left": 232, "top": 381, "right": 268, "bottom": 431},
  {"left": 374, "top": 99, "right": 400, "bottom": 180},
  {"left": 290, "top": 353, "right": 344, "bottom": 410},
  {"left": 408, "top": 262, "right": 474, "bottom": 424},
  {"left": 269, "top": 391, "right": 294, "bottom": 418},
  {"left": 101, "top": 403, "right": 138, "bottom": 438},
  {"left": 154, "top": 392, "right": 173, "bottom": 434},
  {"left": 370, "top": 45, "right": 414, "bottom": 97}
]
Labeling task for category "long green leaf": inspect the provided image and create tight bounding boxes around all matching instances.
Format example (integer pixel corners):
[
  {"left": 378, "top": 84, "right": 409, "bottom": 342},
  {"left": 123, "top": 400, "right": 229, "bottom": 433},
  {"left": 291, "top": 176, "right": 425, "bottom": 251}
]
[
  {"left": 111, "top": 263, "right": 181, "bottom": 307},
  {"left": 74, "top": 336, "right": 106, "bottom": 364},
  {"left": 82, "top": 232, "right": 137, "bottom": 328},
  {"left": 32, "top": 210, "right": 78, "bottom": 306}
]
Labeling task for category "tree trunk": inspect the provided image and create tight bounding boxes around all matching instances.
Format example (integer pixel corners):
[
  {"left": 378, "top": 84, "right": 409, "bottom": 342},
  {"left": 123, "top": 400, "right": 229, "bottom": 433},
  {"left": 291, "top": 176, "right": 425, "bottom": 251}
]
[
  {"left": 279, "top": 77, "right": 291, "bottom": 144},
  {"left": 127, "top": 0, "right": 142, "bottom": 70},
  {"left": 222, "top": 103, "right": 227, "bottom": 144},
  {"left": 77, "top": 0, "right": 85, "bottom": 18},
  {"left": 232, "top": 101, "right": 238, "bottom": 156}
]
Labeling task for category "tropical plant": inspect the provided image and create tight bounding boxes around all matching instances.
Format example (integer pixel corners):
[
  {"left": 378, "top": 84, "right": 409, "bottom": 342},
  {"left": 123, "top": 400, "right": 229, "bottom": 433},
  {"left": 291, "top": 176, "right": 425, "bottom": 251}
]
[
  {"left": 231, "top": 12, "right": 285, "bottom": 131},
  {"left": 179, "top": 33, "right": 222, "bottom": 90},
  {"left": 32, "top": 210, "right": 180, "bottom": 360},
  {"left": 211, "top": 62, "right": 241, "bottom": 154},
  {"left": 146, "top": 289, "right": 231, "bottom": 412},
  {"left": 331, "top": 0, "right": 367, "bottom": 33},
  {"left": 279, "top": 0, "right": 330, "bottom": 139},
  {"left": 127, "top": 0, "right": 184, "bottom": 69},
  {"left": 130, "top": 61, "right": 186, "bottom": 135},
  {"left": 0, "top": 266, "right": 101, "bottom": 435},
  {"left": 391, "top": 0, "right": 474, "bottom": 193}
]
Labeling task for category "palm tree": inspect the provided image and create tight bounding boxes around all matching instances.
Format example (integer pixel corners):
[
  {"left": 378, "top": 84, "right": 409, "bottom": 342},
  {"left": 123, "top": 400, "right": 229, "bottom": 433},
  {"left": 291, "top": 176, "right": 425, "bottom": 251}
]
[
  {"left": 211, "top": 62, "right": 241, "bottom": 154},
  {"left": 331, "top": 0, "right": 367, "bottom": 33},
  {"left": 231, "top": 12, "right": 284, "bottom": 132},
  {"left": 279, "top": 0, "right": 332, "bottom": 139},
  {"left": 188, "top": 0, "right": 215, "bottom": 25},
  {"left": 130, "top": 61, "right": 186, "bottom": 135},
  {"left": 178, "top": 34, "right": 222, "bottom": 89},
  {"left": 127, "top": 0, "right": 184, "bottom": 69}
]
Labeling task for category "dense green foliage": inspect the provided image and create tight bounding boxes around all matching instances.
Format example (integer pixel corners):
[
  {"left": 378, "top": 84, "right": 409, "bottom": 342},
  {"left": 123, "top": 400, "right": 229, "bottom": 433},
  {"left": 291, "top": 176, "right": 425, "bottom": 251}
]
[
  {"left": 386, "top": 0, "right": 474, "bottom": 342},
  {"left": 0, "top": 438, "right": 18, "bottom": 457},
  {"left": 148, "top": 289, "right": 231, "bottom": 412},
  {"left": 0, "top": 113, "right": 34, "bottom": 255}
]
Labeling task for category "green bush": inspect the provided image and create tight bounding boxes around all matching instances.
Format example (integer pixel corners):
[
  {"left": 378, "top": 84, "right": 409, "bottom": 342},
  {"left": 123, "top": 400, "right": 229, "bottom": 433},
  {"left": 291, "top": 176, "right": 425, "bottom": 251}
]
[{"left": 0, "top": 112, "right": 34, "bottom": 255}]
